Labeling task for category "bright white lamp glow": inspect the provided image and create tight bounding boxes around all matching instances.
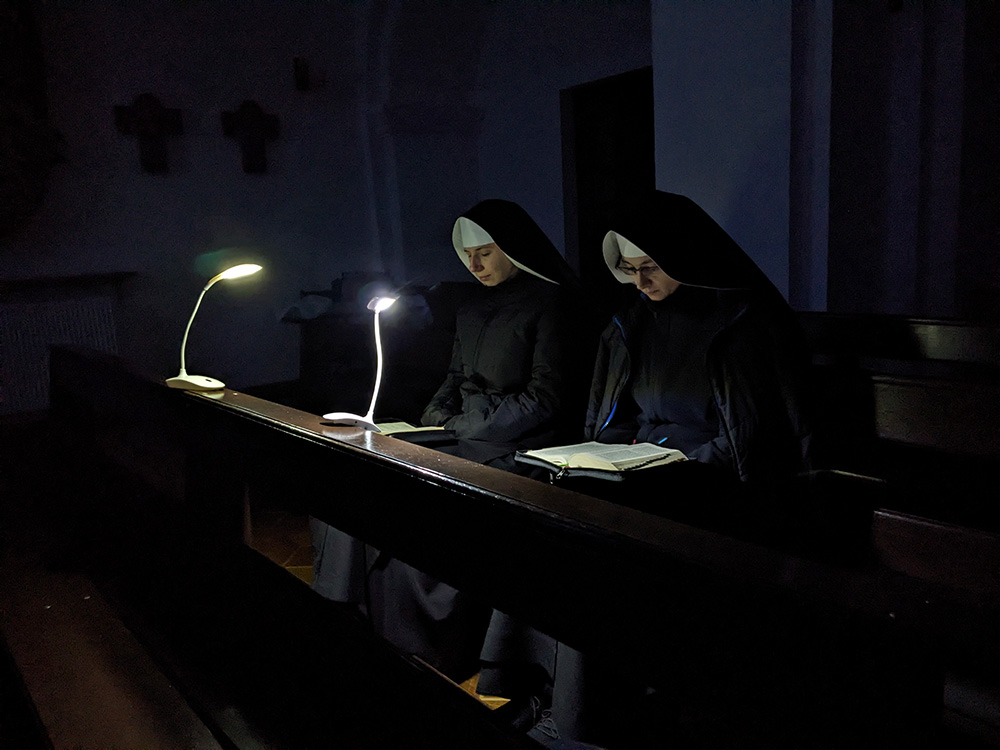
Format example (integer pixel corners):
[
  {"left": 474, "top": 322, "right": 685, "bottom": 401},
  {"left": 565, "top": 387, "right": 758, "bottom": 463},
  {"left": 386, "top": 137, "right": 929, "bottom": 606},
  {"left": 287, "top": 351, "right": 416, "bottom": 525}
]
[
  {"left": 368, "top": 295, "right": 397, "bottom": 313},
  {"left": 322, "top": 295, "right": 398, "bottom": 431},
  {"left": 165, "top": 263, "right": 263, "bottom": 391}
]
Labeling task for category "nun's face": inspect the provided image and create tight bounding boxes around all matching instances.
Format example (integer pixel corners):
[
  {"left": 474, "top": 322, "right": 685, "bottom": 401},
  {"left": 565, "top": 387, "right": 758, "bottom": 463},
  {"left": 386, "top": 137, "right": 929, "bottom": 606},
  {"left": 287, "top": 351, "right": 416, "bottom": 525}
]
[
  {"left": 617, "top": 254, "right": 681, "bottom": 301},
  {"left": 464, "top": 243, "right": 519, "bottom": 286}
]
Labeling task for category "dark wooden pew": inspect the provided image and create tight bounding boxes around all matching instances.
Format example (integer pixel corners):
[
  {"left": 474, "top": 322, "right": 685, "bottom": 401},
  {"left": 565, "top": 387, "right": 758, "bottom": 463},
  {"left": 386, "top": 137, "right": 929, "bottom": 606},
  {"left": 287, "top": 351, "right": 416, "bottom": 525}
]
[
  {"left": 794, "top": 313, "right": 1000, "bottom": 743},
  {"left": 291, "top": 300, "right": 1000, "bottom": 528},
  {"left": 47, "top": 344, "right": 1000, "bottom": 748},
  {"left": 44, "top": 346, "right": 536, "bottom": 750},
  {"left": 798, "top": 312, "right": 1000, "bottom": 531},
  {"left": 268, "top": 302, "right": 1000, "bottom": 743}
]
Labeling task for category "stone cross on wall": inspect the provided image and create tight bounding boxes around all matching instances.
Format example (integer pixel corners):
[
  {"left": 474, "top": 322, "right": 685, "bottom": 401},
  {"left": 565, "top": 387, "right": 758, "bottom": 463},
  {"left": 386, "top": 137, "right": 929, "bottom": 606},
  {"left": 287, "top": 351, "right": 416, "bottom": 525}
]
[
  {"left": 114, "top": 93, "right": 183, "bottom": 174},
  {"left": 221, "top": 100, "right": 280, "bottom": 174}
]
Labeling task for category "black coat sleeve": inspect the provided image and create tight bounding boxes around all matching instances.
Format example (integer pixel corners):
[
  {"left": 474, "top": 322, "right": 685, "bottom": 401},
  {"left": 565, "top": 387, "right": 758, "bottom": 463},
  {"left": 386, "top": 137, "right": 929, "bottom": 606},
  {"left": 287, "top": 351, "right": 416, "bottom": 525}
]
[
  {"left": 420, "top": 333, "right": 464, "bottom": 426},
  {"left": 443, "top": 304, "right": 567, "bottom": 444},
  {"left": 712, "top": 307, "right": 814, "bottom": 484},
  {"left": 584, "top": 317, "right": 639, "bottom": 443}
]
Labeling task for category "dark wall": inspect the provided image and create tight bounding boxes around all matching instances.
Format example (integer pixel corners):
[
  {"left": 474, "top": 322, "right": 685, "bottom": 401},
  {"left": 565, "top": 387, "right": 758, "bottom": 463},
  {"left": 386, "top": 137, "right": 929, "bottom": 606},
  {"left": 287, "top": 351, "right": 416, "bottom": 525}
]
[
  {"left": 0, "top": 1, "right": 651, "bottom": 394},
  {"left": 829, "top": 1, "right": 998, "bottom": 320},
  {"left": 4, "top": 0, "right": 995, "bottom": 412},
  {"left": 651, "top": 2, "right": 795, "bottom": 300},
  {"left": 652, "top": 2, "right": 997, "bottom": 322}
]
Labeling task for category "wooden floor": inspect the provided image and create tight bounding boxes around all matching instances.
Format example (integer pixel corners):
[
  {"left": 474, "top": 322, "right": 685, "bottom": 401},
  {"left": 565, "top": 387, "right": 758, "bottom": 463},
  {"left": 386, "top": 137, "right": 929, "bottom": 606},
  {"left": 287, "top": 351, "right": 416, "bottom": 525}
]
[{"left": 246, "top": 505, "right": 315, "bottom": 585}]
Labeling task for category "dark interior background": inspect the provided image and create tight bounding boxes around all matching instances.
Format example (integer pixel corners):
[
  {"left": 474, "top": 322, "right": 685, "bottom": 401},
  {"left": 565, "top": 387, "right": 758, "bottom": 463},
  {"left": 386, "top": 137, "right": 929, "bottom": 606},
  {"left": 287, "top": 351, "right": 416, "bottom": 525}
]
[{"left": 1, "top": 0, "right": 996, "bottom": 414}]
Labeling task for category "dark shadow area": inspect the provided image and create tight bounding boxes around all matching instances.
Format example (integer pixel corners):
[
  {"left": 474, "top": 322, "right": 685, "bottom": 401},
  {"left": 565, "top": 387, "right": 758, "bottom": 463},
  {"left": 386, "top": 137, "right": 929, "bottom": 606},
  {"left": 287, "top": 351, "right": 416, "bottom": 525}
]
[{"left": 0, "top": 413, "right": 533, "bottom": 749}]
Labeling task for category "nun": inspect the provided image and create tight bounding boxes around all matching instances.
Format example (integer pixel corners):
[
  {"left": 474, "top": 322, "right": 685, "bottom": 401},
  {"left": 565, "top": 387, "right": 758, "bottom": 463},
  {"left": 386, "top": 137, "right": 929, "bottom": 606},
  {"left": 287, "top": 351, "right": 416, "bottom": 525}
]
[
  {"left": 420, "top": 198, "right": 587, "bottom": 466},
  {"left": 586, "top": 189, "right": 813, "bottom": 485},
  {"left": 364, "top": 198, "right": 590, "bottom": 682},
  {"left": 477, "top": 191, "right": 815, "bottom": 748}
]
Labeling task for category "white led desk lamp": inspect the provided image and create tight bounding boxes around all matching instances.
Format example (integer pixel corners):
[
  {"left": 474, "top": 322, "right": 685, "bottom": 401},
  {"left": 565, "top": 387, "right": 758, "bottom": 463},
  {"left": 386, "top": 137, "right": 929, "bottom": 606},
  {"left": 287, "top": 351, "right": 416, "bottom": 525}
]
[
  {"left": 166, "top": 263, "right": 262, "bottom": 391},
  {"left": 322, "top": 295, "right": 398, "bottom": 431}
]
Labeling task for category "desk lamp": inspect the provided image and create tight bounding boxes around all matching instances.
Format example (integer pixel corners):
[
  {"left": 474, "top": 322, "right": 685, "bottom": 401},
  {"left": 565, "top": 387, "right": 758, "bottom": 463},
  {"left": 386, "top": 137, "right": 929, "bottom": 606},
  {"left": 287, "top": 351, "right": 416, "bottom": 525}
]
[
  {"left": 166, "top": 263, "right": 262, "bottom": 390},
  {"left": 322, "top": 295, "right": 397, "bottom": 431}
]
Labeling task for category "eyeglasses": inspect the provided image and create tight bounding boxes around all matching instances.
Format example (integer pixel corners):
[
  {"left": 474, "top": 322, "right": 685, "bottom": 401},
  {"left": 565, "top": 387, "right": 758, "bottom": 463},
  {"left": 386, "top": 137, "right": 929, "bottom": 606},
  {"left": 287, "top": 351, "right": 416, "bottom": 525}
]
[{"left": 616, "top": 261, "right": 661, "bottom": 277}]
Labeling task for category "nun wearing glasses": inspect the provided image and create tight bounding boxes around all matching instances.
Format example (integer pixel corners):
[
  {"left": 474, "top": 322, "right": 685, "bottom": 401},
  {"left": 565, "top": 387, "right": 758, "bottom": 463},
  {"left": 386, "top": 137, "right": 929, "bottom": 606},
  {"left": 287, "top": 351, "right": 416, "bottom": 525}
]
[
  {"left": 476, "top": 191, "right": 815, "bottom": 749},
  {"left": 586, "top": 190, "right": 812, "bottom": 486}
]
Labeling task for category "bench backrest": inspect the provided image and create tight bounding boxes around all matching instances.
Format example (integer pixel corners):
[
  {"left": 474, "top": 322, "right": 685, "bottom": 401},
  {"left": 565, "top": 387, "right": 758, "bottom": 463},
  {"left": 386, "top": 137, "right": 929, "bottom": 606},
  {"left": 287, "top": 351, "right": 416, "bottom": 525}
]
[{"left": 797, "top": 312, "right": 1000, "bottom": 529}]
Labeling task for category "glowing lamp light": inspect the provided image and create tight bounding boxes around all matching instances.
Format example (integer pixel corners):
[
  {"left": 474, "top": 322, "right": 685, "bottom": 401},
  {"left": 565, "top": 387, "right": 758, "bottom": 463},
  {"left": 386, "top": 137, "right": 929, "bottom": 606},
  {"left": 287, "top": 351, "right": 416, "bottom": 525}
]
[
  {"left": 322, "top": 295, "right": 398, "bottom": 431},
  {"left": 215, "top": 263, "right": 262, "bottom": 282},
  {"left": 165, "top": 263, "right": 263, "bottom": 391}
]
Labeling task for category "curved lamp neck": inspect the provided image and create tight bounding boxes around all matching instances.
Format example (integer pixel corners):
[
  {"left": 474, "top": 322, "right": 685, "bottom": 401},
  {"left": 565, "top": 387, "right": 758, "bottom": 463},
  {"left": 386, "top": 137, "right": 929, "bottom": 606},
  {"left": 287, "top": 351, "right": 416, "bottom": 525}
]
[
  {"left": 178, "top": 279, "right": 218, "bottom": 374},
  {"left": 363, "top": 309, "right": 386, "bottom": 422}
]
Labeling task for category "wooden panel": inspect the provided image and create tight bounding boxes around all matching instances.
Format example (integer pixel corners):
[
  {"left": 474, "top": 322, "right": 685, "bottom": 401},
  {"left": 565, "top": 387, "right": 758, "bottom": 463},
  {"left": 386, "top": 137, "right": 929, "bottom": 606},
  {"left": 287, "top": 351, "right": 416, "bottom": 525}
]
[
  {"left": 873, "top": 509, "right": 1000, "bottom": 596},
  {"left": 797, "top": 311, "right": 1000, "bottom": 366},
  {"left": 873, "top": 376, "right": 1000, "bottom": 456}
]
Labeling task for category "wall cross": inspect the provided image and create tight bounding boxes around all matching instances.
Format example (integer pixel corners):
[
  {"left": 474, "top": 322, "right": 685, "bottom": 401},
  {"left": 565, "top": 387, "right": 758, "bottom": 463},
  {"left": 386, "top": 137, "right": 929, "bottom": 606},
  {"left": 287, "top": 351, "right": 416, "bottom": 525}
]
[
  {"left": 221, "top": 100, "right": 280, "bottom": 174},
  {"left": 114, "top": 93, "right": 183, "bottom": 174}
]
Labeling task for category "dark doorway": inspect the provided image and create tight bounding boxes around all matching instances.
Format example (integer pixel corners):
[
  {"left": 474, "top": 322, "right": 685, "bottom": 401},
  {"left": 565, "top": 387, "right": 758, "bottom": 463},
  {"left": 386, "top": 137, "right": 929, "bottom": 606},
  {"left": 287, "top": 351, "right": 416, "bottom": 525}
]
[{"left": 561, "top": 66, "right": 655, "bottom": 320}]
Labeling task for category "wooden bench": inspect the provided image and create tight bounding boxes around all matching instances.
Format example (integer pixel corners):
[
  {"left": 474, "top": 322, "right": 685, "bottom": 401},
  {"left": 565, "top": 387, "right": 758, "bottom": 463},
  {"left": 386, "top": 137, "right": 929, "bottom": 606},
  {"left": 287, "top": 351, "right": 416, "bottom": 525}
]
[
  {"left": 287, "top": 308, "right": 1000, "bottom": 741},
  {"left": 289, "top": 301, "right": 1000, "bottom": 527},
  {"left": 793, "top": 313, "right": 1000, "bottom": 740},
  {"left": 31, "top": 346, "right": 536, "bottom": 750},
  {"left": 797, "top": 312, "right": 1000, "bottom": 529},
  {"left": 40, "top": 344, "right": 1000, "bottom": 747}
]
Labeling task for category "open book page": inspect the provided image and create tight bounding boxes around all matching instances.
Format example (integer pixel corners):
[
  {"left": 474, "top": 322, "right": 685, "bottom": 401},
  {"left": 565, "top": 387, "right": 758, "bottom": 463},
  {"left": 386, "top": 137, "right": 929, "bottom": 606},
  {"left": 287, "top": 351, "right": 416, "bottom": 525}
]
[
  {"left": 521, "top": 441, "right": 686, "bottom": 472},
  {"left": 376, "top": 422, "right": 447, "bottom": 435}
]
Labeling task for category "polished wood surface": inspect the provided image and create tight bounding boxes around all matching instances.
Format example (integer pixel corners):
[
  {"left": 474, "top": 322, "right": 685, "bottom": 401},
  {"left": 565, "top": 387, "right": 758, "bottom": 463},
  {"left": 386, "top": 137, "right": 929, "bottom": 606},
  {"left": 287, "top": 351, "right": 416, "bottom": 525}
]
[
  {"left": 184, "top": 376, "right": 999, "bottom": 661},
  {"left": 48, "top": 345, "right": 1000, "bottom": 746},
  {"left": 48, "top": 346, "right": 999, "bottom": 656}
]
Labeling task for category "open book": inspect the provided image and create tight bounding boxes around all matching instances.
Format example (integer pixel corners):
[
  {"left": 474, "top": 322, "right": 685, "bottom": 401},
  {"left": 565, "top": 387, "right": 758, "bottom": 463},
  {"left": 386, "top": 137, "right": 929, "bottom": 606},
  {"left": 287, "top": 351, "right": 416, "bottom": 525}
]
[
  {"left": 376, "top": 421, "right": 445, "bottom": 435},
  {"left": 375, "top": 422, "right": 456, "bottom": 444},
  {"left": 516, "top": 440, "right": 686, "bottom": 479}
]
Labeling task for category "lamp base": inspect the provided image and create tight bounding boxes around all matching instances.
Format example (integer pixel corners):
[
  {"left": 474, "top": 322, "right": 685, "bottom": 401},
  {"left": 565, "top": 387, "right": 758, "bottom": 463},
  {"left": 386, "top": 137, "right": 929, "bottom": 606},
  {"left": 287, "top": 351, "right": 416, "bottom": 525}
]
[
  {"left": 321, "top": 412, "right": 380, "bottom": 431},
  {"left": 166, "top": 373, "right": 226, "bottom": 391}
]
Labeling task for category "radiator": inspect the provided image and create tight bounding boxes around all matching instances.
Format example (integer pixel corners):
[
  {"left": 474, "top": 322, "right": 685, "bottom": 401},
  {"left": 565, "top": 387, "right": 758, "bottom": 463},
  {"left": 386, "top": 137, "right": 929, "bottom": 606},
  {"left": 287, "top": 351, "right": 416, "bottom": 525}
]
[{"left": 0, "top": 295, "right": 119, "bottom": 415}]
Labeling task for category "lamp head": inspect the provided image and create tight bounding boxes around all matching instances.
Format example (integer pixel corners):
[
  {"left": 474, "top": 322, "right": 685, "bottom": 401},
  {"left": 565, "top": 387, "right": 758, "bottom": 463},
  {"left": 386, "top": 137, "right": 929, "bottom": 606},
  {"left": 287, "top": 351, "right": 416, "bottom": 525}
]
[
  {"left": 367, "top": 295, "right": 397, "bottom": 313},
  {"left": 207, "top": 263, "right": 263, "bottom": 288},
  {"left": 219, "top": 263, "right": 262, "bottom": 280},
  {"left": 166, "top": 262, "right": 264, "bottom": 391}
]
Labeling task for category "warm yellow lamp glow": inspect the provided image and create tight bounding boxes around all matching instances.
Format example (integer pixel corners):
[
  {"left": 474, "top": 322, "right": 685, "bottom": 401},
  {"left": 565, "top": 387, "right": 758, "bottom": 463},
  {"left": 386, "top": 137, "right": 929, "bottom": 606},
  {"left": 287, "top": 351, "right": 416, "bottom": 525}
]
[
  {"left": 214, "top": 263, "right": 263, "bottom": 282},
  {"left": 322, "top": 295, "right": 397, "bottom": 430},
  {"left": 166, "top": 263, "right": 263, "bottom": 391}
]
